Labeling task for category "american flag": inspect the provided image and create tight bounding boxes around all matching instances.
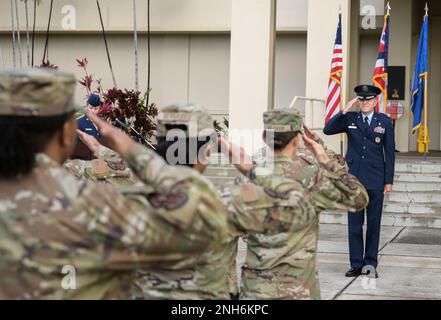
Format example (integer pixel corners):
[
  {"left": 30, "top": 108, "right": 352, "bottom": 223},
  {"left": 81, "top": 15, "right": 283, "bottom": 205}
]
[
  {"left": 372, "top": 13, "right": 390, "bottom": 114},
  {"left": 325, "top": 13, "right": 343, "bottom": 125}
]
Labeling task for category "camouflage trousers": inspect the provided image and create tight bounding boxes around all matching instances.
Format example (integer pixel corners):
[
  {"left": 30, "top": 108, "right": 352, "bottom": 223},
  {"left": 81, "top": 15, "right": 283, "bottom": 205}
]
[{"left": 239, "top": 267, "right": 321, "bottom": 300}]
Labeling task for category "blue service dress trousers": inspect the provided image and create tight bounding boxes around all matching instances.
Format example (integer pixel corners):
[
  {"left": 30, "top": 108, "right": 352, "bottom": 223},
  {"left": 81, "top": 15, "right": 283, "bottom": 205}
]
[{"left": 348, "top": 190, "right": 384, "bottom": 268}]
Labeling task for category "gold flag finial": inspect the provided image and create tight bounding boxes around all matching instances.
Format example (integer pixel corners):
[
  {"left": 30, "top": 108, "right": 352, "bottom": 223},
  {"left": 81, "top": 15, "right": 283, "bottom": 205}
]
[
  {"left": 386, "top": 2, "right": 391, "bottom": 15},
  {"left": 425, "top": 3, "right": 429, "bottom": 16}
]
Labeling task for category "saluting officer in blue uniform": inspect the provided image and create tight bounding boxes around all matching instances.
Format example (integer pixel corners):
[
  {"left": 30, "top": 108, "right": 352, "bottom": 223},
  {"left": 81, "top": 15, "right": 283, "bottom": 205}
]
[
  {"left": 77, "top": 94, "right": 102, "bottom": 140},
  {"left": 324, "top": 85, "right": 395, "bottom": 278}
]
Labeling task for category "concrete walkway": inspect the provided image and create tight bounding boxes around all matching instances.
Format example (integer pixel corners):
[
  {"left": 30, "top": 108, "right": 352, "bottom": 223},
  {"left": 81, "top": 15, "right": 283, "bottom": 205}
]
[{"left": 318, "top": 224, "right": 441, "bottom": 300}]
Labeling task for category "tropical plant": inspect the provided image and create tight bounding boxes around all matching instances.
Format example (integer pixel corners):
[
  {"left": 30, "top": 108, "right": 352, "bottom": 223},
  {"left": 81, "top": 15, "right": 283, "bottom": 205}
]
[
  {"left": 76, "top": 57, "right": 158, "bottom": 145},
  {"left": 39, "top": 60, "right": 58, "bottom": 69}
]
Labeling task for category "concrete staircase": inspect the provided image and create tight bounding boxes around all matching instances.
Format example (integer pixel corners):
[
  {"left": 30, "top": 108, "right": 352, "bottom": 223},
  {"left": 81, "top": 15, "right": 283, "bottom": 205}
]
[{"left": 204, "top": 154, "right": 441, "bottom": 228}]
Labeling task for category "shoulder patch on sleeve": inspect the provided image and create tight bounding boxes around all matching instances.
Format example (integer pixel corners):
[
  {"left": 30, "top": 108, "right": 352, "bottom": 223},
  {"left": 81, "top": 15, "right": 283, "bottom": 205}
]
[
  {"left": 239, "top": 183, "right": 260, "bottom": 203},
  {"left": 105, "top": 160, "right": 127, "bottom": 171},
  {"left": 147, "top": 192, "right": 188, "bottom": 211},
  {"left": 264, "top": 188, "right": 290, "bottom": 200}
]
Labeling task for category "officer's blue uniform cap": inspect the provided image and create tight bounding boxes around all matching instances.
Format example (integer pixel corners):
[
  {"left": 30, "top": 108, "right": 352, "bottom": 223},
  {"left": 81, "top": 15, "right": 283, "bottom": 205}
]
[
  {"left": 87, "top": 94, "right": 101, "bottom": 108},
  {"left": 354, "top": 85, "right": 382, "bottom": 101}
]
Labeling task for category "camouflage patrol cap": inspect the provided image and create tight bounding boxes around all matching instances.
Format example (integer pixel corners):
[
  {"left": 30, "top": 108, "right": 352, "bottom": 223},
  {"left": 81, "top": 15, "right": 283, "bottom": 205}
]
[
  {"left": 263, "top": 108, "right": 303, "bottom": 132},
  {"left": 0, "top": 68, "right": 79, "bottom": 117},
  {"left": 156, "top": 103, "right": 216, "bottom": 138}
]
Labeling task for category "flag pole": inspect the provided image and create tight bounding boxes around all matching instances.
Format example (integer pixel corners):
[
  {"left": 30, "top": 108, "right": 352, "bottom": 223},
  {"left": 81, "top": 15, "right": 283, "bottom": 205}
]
[
  {"left": 338, "top": 5, "right": 344, "bottom": 156},
  {"left": 424, "top": 3, "right": 429, "bottom": 161},
  {"left": 385, "top": 2, "right": 391, "bottom": 112},
  {"left": 424, "top": 76, "right": 428, "bottom": 161}
]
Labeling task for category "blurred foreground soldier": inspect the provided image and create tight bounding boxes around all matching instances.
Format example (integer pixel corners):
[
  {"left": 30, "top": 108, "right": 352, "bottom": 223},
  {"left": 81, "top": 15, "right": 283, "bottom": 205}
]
[
  {"left": 135, "top": 103, "right": 229, "bottom": 299},
  {"left": 135, "top": 104, "right": 311, "bottom": 300},
  {"left": 0, "top": 69, "right": 229, "bottom": 299},
  {"left": 238, "top": 108, "right": 368, "bottom": 299},
  {"left": 324, "top": 85, "right": 395, "bottom": 278}
]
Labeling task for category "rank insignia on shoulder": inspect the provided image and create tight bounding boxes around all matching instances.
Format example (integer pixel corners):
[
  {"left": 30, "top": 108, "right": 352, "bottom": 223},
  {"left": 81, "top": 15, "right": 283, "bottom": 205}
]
[{"left": 147, "top": 192, "right": 188, "bottom": 211}]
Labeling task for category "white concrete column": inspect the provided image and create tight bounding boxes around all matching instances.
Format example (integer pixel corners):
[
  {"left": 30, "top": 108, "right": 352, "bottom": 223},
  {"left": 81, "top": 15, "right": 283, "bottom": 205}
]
[
  {"left": 388, "top": 0, "right": 413, "bottom": 152},
  {"left": 385, "top": 0, "right": 412, "bottom": 153},
  {"left": 305, "top": 0, "right": 351, "bottom": 153},
  {"left": 228, "top": 0, "right": 276, "bottom": 152}
]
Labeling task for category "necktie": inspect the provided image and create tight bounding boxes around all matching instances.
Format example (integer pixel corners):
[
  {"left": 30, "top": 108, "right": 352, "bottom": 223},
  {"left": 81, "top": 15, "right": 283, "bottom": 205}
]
[{"left": 364, "top": 117, "right": 369, "bottom": 131}]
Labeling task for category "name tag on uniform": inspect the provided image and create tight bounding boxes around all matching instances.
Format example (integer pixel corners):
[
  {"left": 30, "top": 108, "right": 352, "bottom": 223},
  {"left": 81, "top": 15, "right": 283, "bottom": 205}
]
[
  {"left": 348, "top": 125, "right": 357, "bottom": 129},
  {"left": 85, "top": 128, "right": 93, "bottom": 131},
  {"left": 374, "top": 126, "right": 385, "bottom": 134}
]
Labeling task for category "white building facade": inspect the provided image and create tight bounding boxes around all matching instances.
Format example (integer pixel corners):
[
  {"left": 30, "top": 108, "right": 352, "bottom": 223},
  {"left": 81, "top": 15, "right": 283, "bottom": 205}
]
[{"left": 0, "top": 0, "right": 439, "bottom": 152}]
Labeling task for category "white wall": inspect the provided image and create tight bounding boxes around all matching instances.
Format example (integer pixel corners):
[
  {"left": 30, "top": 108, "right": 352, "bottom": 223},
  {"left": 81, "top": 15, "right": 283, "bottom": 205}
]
[
  {"left": 188, "top": 35, "right": 231, "bottom": 113},
  {"left": 0, "top": 32, "right": 306, "bottom": 115},
  {"left": 428, "top": 18, "right": 441, "bottom": 150},
  {"left": 274, "top": 35, "right": 307, "bottom": 109},
  {"left": 0, "top": 0, "right": 308, "bottom": 32},
  {"left": 0, "top": 0, "right": 308, "bottom": 118},
  {"left": 358, "top": 34, "right": 378, "bottom": 85}
]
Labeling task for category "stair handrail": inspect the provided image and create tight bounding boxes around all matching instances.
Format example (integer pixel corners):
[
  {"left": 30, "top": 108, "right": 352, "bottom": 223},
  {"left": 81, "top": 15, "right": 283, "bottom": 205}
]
[
  {"left": 288, "top": 96, "right": 326, "bottom": 131},
  {"left": 288, "top": 95, "right": 345, "bottom": 154}
]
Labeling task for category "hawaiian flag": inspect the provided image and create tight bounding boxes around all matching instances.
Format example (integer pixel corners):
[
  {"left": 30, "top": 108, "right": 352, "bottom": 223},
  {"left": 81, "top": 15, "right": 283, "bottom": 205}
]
[
  {"left": 372, "top": 12, "right": 390, "bottom": 114},
  {"left": 325, "top": 13, "right": 343, "bottom": 124}
]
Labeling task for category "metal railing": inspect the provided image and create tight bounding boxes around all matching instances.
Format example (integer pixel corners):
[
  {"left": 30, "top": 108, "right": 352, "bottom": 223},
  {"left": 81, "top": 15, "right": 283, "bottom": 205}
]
[
  {"left": 288, "top": 96, "right": 326, "bottom": 132},
  {"left": 288, "top": 95, "right": 345, "bottom": 155}
]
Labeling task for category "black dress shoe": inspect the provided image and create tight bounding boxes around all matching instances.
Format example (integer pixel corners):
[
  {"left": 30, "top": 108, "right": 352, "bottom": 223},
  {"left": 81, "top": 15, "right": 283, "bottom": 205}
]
[{"left": 345, "top": 267, "right": 363, "bottom": 277}]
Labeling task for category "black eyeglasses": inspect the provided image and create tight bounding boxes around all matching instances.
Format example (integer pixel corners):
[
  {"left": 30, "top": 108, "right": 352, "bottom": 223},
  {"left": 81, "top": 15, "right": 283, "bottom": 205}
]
[{"left": 357, "top": 96, "right": 376, "bottom": 101}]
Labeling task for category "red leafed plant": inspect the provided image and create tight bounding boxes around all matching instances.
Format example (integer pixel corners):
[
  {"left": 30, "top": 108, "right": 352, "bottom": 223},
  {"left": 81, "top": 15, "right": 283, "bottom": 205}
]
[
  {"left": 76, "top": 57, "right": 158, "bottom": 143},
  {"left": 39, "top": 60, "right": 59, "bottom": 70}
]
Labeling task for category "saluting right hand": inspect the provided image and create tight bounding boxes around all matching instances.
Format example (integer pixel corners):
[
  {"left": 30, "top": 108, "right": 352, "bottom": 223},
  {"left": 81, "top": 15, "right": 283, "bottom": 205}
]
[
  {"left": 86, "top": 110, "right": 136, "bottom": 156},
  {"left": 342, "top": 97, "right": 359, "bottom": 115},
  {"left": 77, "top": 129, "right": 102, "bottom": 153},
  {"left": 303, "top": 124, "right": 320, "bottom": 142},
  {"left": 218, "top": 136, "right": 253, "bottom": 175},
  {"left": 302, "top": 134, "right": 330, "bottom": 165}
]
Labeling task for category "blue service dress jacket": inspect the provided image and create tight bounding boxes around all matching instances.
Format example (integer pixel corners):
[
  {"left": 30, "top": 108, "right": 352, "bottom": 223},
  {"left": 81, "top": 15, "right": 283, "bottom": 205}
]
[
  {"left": 323, "top": 111, "right": 395, "bottom": 190},
  {"left": 77, "top": 115, "right": 101, "bottom": 140}
]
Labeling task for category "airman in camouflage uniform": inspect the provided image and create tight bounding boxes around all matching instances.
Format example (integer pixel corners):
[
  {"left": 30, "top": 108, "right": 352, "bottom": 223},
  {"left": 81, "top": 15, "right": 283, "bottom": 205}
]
[
  {"left": 135, "top": 104, "right": 323, "bottom": 300},
  {"left": 0, "top": 69, "right": 230, "bottom": 299},
  {"left": 239, "top": 108, "right": 369, "bottom": 299}
]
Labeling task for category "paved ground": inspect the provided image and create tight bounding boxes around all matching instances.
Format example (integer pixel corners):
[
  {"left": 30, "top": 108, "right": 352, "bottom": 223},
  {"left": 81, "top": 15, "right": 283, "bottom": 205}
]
[
  {"left": 317, "top": 224, "right": 441, "bottom": 300},
  {"left": 236, "top": 224, "right": 441, "bottom": 300}
]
